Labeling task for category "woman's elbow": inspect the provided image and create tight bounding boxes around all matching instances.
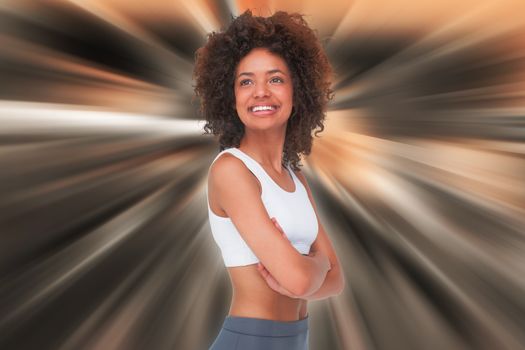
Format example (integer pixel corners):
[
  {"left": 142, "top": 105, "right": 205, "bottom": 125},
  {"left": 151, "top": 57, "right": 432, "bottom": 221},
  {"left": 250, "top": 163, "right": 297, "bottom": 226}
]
[
  {"left": 284, "top": 264, "right": 311, "bottom": 297},
  {"left": 275, "top": 263, "right": 309, "bottom": 297}
]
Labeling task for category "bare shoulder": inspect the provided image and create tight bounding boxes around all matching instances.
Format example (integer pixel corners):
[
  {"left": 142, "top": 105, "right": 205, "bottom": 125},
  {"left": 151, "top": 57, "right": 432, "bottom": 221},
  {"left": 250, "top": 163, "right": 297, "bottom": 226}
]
[
  {"left": 209, "top": 152, "right": 243, "bottom": 179},
  {"left": 209, "top": 152, "right": 261, "bottom": 199}
]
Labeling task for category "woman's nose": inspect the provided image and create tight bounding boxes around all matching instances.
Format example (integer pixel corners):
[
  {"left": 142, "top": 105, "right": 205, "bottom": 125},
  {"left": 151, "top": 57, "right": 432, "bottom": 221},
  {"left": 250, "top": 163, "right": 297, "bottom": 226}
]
[{"left": 253, "top": 83, "right": 270, "bottom": 98}]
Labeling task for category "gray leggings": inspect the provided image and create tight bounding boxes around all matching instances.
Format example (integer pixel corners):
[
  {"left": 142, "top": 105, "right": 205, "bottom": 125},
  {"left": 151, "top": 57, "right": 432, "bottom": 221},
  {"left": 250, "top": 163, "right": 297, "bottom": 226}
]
[{"left": 209, "top": 314, "right": 309, "bottom": 350}]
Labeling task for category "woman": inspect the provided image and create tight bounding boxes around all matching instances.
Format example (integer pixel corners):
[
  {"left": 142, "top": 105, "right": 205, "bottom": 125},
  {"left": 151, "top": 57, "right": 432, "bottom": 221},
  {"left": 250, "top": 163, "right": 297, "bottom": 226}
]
[{"left": 194, "top": 10, "right": 345, "bottom": 350}]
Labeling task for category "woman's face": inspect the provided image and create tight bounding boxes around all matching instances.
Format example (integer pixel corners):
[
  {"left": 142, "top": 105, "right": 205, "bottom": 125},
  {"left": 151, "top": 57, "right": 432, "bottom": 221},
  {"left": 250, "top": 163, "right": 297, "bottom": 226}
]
[{"left": 234, "top": 48, "right": 293, "bottom": 131}]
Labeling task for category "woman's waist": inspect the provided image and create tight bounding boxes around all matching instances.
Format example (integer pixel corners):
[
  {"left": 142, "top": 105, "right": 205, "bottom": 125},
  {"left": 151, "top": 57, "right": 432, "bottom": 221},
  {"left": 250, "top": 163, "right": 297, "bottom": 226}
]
[
  {"left": 227, "top": 264, "right": 307, "bottom": 321},
  {"left": 229, "top": 293, "right": 307, "bottom": 321},
  {"left": 230, "top": 281, "right": 305, "bottom": 306},
  {"left": 228, "top": 304, "right": 307, "bottom": 322}
]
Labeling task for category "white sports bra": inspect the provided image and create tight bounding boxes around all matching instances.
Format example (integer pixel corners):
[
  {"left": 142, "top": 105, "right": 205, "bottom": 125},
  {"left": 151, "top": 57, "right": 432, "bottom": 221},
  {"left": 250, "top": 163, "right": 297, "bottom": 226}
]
[{"left": 206, "top": 147, "right": 318, "bottom": 267}]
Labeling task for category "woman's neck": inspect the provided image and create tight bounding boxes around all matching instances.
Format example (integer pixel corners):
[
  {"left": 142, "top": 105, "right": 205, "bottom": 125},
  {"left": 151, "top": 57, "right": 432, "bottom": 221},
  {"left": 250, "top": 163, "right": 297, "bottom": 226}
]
[{"left": 239, "top": 134, "right": 286, "bottom": 173}]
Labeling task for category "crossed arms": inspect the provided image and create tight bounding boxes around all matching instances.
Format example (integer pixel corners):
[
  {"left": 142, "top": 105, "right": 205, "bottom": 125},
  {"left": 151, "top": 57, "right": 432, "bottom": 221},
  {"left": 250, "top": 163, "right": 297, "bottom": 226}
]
[{"left": 209, "top": 154, "right": 345, "bottom": 299}]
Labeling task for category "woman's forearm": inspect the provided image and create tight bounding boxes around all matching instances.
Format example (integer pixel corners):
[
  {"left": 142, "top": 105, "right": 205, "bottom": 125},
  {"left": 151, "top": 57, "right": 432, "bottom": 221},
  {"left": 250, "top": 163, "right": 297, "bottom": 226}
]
[
  {"left": 299, "top": 252, "right": 331, "bottom": 296},
  {"left": 300, "top": 266, "right": 344, "bottom": 300}
]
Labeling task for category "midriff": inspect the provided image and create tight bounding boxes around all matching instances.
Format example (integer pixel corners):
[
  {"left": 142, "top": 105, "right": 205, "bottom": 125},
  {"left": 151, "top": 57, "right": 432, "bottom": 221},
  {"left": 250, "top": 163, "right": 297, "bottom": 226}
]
[{"left": 227, "top": 263, "right": 308, "bottom": 322}]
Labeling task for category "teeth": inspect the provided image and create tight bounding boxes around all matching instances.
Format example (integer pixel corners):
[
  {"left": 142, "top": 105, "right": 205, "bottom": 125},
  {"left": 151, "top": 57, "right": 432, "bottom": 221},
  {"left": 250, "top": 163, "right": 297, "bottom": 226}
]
[{"left": 252, "top": 105, "right": 275, "bottom": 112}]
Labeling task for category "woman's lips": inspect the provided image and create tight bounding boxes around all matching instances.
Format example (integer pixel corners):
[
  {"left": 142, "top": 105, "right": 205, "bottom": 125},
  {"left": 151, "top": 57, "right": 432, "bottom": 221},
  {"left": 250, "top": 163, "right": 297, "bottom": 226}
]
[{"left": 249, "top": 105, "right": 280, "bottom": 116}]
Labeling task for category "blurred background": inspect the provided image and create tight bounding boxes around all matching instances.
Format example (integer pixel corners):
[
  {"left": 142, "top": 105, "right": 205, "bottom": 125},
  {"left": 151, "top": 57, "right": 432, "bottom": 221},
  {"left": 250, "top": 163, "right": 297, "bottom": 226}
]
[{"left": 1, "top": 0, "right": 524, "bottom": 349}]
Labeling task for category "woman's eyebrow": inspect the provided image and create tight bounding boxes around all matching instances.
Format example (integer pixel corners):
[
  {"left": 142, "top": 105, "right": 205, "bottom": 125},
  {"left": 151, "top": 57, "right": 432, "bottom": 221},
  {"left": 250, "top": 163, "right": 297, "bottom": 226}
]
[
  {"left": 237, "top": 72, "right": 254, "bottom": 78},
  {"left": 237, "top": 69, "right": 287, "bottom": 78},
  {"left": 267, "top": 69, "right": 286, "bottom": 75}
]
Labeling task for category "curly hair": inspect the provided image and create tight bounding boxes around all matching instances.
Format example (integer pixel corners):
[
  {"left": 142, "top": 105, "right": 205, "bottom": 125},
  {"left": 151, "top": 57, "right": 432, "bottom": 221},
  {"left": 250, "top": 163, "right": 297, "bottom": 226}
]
[{"left": 193, "top": 10, "right": 333, "bottom": 171}]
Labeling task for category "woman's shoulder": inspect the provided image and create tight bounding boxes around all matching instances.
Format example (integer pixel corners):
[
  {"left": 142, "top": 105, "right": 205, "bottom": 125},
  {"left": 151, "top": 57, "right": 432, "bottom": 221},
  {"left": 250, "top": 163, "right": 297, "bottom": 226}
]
[
  {"left": 210, "top": 151, "right": 243, "bottom": 177},
  {"left": 209, "top": 152, "right": 261, "bottom": 195}
]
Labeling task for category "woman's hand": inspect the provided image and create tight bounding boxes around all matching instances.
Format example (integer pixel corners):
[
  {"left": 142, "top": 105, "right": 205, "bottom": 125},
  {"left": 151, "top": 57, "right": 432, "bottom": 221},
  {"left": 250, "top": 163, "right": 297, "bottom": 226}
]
[
  {"left": 256, "top": 217, "right": 301, "bottom": 299},
  {"left": 257, "top": 263, "right": 301, "bottom": 298}
]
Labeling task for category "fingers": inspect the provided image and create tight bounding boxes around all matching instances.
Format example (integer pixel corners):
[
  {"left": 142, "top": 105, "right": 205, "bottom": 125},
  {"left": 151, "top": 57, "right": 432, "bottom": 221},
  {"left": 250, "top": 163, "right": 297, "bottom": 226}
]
[
  {"left": 271, "top": 217, "right": 285, "bottom": 235},
  {"left": 272, "top": 217, "right": 283, "bottom": 232},
  {"left": 257, "top": 262, "right": 267, "bottom": 272},
  {"left": 257, "top": 262, "right": 266, "bottom": 274}
]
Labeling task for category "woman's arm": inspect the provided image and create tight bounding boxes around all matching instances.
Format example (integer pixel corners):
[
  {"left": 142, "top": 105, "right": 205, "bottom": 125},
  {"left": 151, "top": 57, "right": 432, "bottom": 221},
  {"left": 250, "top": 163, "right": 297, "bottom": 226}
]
[
  {"left": 259, "top": 219, "right": 343, "bottom": 300},
  {"left": 257, "top": 219, "right": 329, "bottom": 298},
  {"left": 210, "top": 154, "right": 311, "bottom": 296},
  {"left": 299, "top": 246, "right": 344, "bottom": 300},
  {"left": 257, "top": 169, "right": 346, "bottom": 300},
  {"left": 297, "top": 250, "right": 332, "bottom": 296},
  {"left": 296, "top": 170, "right": 346, "bottom": 299}
]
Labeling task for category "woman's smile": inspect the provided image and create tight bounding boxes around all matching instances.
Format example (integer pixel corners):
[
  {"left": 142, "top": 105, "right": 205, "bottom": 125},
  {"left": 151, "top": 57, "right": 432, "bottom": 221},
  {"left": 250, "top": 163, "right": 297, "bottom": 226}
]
[{"left": 249, "top": 104, "right": 280, "bottom": 116}]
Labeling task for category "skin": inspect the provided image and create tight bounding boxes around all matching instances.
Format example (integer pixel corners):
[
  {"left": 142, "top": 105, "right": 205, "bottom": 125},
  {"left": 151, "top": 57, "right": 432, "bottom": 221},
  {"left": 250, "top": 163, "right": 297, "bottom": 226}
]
[{"left": 208, "top": 48, "right": 343, "bottom": 321}]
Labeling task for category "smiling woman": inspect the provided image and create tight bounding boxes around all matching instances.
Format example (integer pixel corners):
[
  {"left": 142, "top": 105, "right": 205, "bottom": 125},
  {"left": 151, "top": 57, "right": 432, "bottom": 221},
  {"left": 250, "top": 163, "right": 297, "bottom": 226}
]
[
  {"left": 194, "top": 10, "right": 334, "bottom": 169},
  {"left": 193, "top": 9, "right": 343, "bottom": 350},
  {"left": 234, "top": 48, "right": 294, "bottom": 128}
]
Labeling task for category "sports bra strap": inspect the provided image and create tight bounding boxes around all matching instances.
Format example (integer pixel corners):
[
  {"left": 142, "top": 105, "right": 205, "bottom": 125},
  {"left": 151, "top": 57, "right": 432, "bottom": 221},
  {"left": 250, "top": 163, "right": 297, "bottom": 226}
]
[{"left": 211, "top": 148, "right": 268, "bottom": 186}]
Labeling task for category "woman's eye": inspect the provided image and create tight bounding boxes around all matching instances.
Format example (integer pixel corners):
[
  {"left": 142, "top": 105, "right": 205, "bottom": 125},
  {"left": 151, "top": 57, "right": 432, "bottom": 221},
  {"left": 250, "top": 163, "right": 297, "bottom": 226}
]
[
  {"left": 240, "top": 79, "right": 252, "bottom": 86},
  {"left": 270, "top": 77, "right": 284, "bottom": 83}
]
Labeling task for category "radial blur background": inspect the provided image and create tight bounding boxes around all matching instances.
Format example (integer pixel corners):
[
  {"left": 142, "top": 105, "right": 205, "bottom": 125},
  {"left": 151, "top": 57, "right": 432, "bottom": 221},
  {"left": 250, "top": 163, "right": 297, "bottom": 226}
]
[{"left": 1, "top": 0, "right": 525, "bottom": 349}]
